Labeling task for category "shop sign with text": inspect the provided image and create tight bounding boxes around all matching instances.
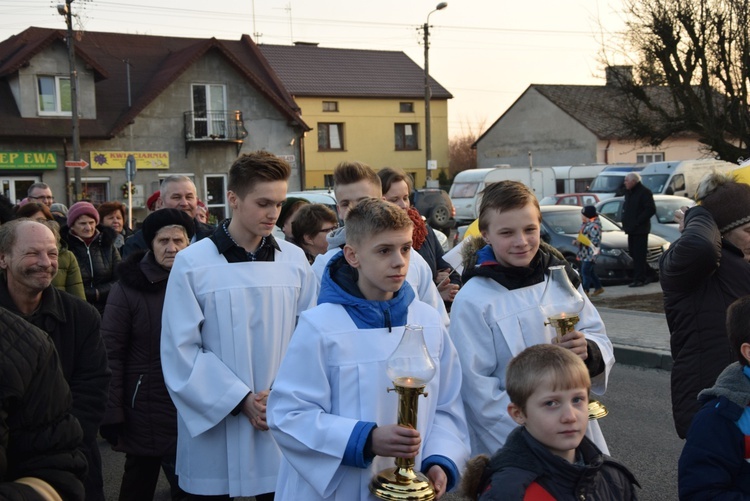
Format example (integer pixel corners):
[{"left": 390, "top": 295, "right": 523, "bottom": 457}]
[
  {"left": 0, "top": 151, "right": 57, "bottom": 170},
  {"left": 90, "top": 151, "right": 169, "bottom": 170}
]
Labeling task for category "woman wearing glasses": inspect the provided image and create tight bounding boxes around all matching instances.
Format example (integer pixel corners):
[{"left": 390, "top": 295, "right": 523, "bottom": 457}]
[{"left": 291, "top": 203, "right": 339, "bottom": 265}]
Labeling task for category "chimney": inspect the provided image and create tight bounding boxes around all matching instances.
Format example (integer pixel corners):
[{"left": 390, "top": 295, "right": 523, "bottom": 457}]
[{"left": 605, "top": 65, "right": 634, "bottom": 87}]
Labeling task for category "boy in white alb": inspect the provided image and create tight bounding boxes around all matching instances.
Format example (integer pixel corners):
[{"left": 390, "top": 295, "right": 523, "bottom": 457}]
[
  {"left": 269, "top": 198, "right": 469, "bottom": 500},
  {"left": 160, "top": 152, "right": 318, "bottom": 499}
]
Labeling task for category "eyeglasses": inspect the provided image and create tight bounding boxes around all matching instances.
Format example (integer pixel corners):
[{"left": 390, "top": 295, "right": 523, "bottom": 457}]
[
  {"left": 29, "top": 196, "right": 54, "bottom": 202},
  {"left": 318, "top": 226, "right": 338, "bottom": 233}
]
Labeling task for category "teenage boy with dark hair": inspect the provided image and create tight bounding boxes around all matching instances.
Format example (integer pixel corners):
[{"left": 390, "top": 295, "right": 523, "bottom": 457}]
[
  {"left": 269, "top": 198, "right": 469, "bottom": 500},
  {"left": 161, "top": 151, "right": 318, "bottom": 500},
  {"left": 312, "top": 161, "right": 449, "bottom": 325},
  {"left": 461, "top": 344, "right": 638, "bottom": 500},
  {"left": 679, "top": 295, "right": 750, "bottom": 498}
]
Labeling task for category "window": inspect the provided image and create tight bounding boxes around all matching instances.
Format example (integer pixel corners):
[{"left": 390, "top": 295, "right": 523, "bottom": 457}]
[
  {"left": 191, "top": 84, "right": 227, "bottom": 139},
  {"left": 205, "top": 174, "right": 227, "bottom": 224},
  {"left": 400, "top": 102, "right": 414, "bottom": 113},
  {"left": 324, "top": 174, "right": 334, "bottom": 188},
  {"left": 395, "top": 123, "right": 419, "bottom": 151},
  {"left": 636, "top": 152, "right": 664, "bottom": 163},
  {"left": 37, "top": 76, "right": 71, "bottom": 115},
  {"left": 318, "top": 123, "right": 344, "bottom": 150},
  {"left": 322, "top": 101, "right": 339, "bottom": 112}
]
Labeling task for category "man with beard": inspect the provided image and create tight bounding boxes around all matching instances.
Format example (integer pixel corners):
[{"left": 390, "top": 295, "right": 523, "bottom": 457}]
[{"left": 0, "top": 219, "right": 110, "bottom": 501}]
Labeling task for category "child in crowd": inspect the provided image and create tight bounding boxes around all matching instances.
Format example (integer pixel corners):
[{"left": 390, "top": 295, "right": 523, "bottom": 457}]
[
  {"left": 160, "top": 152, "right": 318, "bottom": 499},
  {"left": 461, "top": 344, "right": 639, "bottom": 500},
  {"left": 678, "top": 295, "right": 750, "bottom": 499},
  {"left": 575, "top": 205, "right": 604, "bottom": 297},
  {"left": 268, "top": 198, "right": 470, "bottom": 500},
  {"left": 450, "top": 180, "right": 614, "bottom": 456}
]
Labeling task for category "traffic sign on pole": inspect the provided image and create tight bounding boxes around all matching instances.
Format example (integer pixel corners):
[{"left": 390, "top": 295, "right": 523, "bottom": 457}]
[{"left": 64, "top": 159, "right": 89, "bottom": 169}]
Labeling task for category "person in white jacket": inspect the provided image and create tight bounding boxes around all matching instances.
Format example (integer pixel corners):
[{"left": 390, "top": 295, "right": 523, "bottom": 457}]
[
  {"left": 160, "top": 152, "right": 318, "bottom": 499},
  {"left": 311, "top": 161, "right": 449, "bottom": 326},
  {"left": 269, "top": 199, "right": 469, "bottom": 500},
  {"left": 449, "top": 180, "right": 614, "bottom": 458}
]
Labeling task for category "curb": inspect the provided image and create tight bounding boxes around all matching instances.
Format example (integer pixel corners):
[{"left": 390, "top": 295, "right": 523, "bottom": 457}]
[{"left": 614, "top": 344, "right": 673, "bottom": 371}]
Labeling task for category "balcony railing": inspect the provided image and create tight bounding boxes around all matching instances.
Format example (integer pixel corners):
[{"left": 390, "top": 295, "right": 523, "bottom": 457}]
[{"left": 184, "top": 110, "right": 248, "bottom": 156}]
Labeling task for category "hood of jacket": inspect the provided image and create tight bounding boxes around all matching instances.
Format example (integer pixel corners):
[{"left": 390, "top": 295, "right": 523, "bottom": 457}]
[
  {"left": 460, "top": 236, "right": 579, "bottom": 291},
  {"left": 319, "top": 250, "right": 415, "bottom": 331},
  {"left": 326, "top": 226, "right": 347, "bottom": 251},
  {"left": 699, "top": 361, "right": 750, "bottom": 408},
  {"left": 116, "top": 250, "right": 170, "bottom": 293},
  {"left": 61, "top": 223, "right": 118, "bottom": 248}
]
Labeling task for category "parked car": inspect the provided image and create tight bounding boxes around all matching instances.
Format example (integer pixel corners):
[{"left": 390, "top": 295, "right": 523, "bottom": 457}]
[
  {"left": 411, "top": 188, "right": 456, "bottom": 233},
  {"left": 540, "top": 205, "right": 669, "bottom": 284},
  {"left": 539, "top": 193, "right": 601, "bottom": 207},
  {"left": 595, "top": 194, "right": 695, "bottom": 243}
]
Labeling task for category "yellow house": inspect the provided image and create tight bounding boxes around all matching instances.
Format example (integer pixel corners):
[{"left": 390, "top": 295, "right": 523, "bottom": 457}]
[{"left": 260, "top": 43, "right": 452, "bottom": 189}]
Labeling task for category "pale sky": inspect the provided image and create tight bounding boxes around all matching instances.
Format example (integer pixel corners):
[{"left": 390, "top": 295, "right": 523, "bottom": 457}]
[{"left": 0, "top": 0, "right": 630, "bottom": 137}]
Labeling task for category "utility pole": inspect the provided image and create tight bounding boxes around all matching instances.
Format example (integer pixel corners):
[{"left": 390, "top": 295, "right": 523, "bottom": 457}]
[
  {"left": 423, "top": 2, "right": 447, "bottom": 187},
  {"left": 61, "top": 0, "right": 81, "bottom": 200}
]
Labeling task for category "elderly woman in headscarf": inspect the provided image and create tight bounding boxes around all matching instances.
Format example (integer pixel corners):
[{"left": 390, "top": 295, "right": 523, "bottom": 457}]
[
  {"left": 660, "top": 172, "right": 750, "bottom": 439},
  {"left": 61, "top": 201, "right": 121, "bottom": 314},
  {"left": 99, "top": 208, "right": 195, "bottom": 501}
]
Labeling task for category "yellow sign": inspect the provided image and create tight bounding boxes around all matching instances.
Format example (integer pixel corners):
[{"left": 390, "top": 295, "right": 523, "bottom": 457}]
[{"left": 90, "top": 151, "right": 169, "bottom": 170}]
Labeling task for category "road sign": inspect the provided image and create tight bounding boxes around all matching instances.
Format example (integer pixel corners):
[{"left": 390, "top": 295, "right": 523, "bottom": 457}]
[
  {"left": 125, "top": 154, "right": 136, "bottom": 182},
  {"left": 65, "top": 159, "right": 89, "bottom": 169}
]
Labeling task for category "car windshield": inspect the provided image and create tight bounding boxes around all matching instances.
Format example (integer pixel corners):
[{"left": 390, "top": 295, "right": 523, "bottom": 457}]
[
  {"left": 655, "top": 198, "right": 692, "bottom": 224},
  {"left": 539, "top": 196, "right": 557, "bottom": 205},
  {"left": 642, "top": 174, "right": 669, "bottom": 193},
  {"left": 451, "top": 183, "right": 479, "bottom": 198},
  {"left": 588, "top": 175, "right": 623, "bottom": 193},
  {"left": 543, "top": 211, "right": 620, "bottom": 234}
]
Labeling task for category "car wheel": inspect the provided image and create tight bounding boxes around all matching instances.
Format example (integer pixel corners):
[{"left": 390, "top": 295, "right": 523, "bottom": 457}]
[{"left": 429, "top": 204, "right": 451, "bottom": 229}]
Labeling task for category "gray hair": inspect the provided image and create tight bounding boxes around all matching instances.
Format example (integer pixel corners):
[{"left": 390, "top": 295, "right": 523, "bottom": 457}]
[
  {"left": 625, "top": 172, "right": 641, "bottom": 182},
  {"left": 0, "top": 219, "right": 57, "bottom": 254},
  {"left": 160, "top": 175, "right": 196, "bottom": 199},
  {"left": 27, "top": 182, "right": 51, "bottom": 196}
]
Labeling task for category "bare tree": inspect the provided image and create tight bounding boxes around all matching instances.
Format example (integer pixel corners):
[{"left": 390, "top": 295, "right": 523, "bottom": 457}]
[
  {"left": 449, "top": 120, "right": 486, "bottom": 176},
  {"left": 607, "top": 0, "right": 750, "bottom": 162}
]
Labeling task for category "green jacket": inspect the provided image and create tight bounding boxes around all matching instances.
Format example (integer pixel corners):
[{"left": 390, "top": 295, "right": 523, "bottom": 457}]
[{"left": 53, "top": 247, "right": 85, "bottom": 300}]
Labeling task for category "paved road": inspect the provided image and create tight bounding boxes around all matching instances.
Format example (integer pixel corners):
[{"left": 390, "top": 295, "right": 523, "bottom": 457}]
[{"left": 100, "top": 364, "right": 683, "bottom": 501}]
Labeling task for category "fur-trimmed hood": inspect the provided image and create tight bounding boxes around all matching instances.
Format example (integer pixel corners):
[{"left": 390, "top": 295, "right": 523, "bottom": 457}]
[{"left": 115, "top": 250, "right": 170, "bottom": 293}]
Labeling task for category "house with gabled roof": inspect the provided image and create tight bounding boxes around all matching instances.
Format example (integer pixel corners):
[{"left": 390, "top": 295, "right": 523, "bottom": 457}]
[
  {"left": 473, "top": 66, "right": 705, "bottom": 169},
  {"left": 0, "top": 27, "right": 309, "bottom": 221},
  {"left": 260, "top": 43, "right": 452, "bottom": 189}
]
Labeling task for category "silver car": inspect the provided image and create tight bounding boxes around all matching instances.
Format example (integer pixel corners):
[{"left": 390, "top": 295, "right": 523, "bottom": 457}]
[{"left": 596, "top": 194, "right": 695, "bottom": 243}]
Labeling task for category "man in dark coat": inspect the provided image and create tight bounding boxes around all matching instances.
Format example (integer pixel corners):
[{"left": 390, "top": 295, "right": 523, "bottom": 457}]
[
  {"left": 0, "top": 306, "right": 88, "bottom": 501},
  {"left": 121, "top": 175, "right": 213, "bottom": 258},
  {"left": 621, "top": 172, "right": 656, "bottom": 287},
  {"left": 0, "top": 219, "right": 111, "bottom": 501}
]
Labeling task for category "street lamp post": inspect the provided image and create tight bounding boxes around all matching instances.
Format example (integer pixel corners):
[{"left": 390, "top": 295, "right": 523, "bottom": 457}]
[
  {"left": 59, "top": 0, "right": 81, "bottom": 200},
  {"left": 423, "top": 2, "right": 447, "bottom": 187}
]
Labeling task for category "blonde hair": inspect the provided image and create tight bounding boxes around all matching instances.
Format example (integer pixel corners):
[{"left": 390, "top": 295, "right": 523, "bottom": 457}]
[
  {"left": 345, "top": 198, "right": 412, "bottom": 246},
  {"left": 506, "top": 344, "right": 590, "bottom": 412},
  {"left": 478, "top": 181, "right": 540, "bottom": 232}
]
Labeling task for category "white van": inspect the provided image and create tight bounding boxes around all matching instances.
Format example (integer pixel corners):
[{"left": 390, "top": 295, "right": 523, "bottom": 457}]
[
  {"left": 550, "top": 165, "right": 608, "bottom": 193},
  {"left": 587, "top": 165, "right": 645, "bottom": 201},
  {"left": 449, "top": 166, "right": 556, "bottom": 223},
  {"left": 640, "top": 159, "right": 736, "bottom": 198}
]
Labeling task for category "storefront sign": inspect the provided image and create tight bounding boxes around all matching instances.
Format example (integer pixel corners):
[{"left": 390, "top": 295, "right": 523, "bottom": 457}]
[
  {"left": 90, "top": 151, "right": 169, "bottom": 170},
  {"left": 0, "top": 151, "right": 57, "bottom": 170}
]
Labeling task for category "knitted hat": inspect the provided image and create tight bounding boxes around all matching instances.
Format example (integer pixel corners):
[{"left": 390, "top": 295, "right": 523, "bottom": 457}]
[
  {"left": 581, "top": 205, "right": 598, "bottom": 219},
  {"left": 141, "top": 208, "right": 195, "bottom": 250},
  {"left": 146, "top": 191, "right": 161, "bottom": 211},
  {"left": 50, "top": 202, "right": 68, "bottom": 216},
  {"left": 276, "top": 197, "right": 309, "bottom": 230},
  {"left": 696, "top": 173, "right": 750, "bottom": 234},
  {"left": 67, "top": 201, "right": 100, "bottom": 226}
]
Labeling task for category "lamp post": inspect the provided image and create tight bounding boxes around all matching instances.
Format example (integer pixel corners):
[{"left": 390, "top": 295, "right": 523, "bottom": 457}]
[
  {"left": 423, "top": 2, "right": 447, "bottom": 187},
  {"left": 58, "top": 0, "right": 81, "bottom": 200}
]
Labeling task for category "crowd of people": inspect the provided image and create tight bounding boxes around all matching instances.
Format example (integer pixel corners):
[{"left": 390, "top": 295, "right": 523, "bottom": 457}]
[{"left": 3, "top": 153, "right": 750, "bottom": 501}]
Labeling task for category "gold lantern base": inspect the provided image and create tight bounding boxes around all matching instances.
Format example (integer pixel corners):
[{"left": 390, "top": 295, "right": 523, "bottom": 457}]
[
  {"left": 588, "top": 399, "right": 609, "bottom": 420},
  {"left": 369, "top": 466, "right": 435, "bottom": 500}
]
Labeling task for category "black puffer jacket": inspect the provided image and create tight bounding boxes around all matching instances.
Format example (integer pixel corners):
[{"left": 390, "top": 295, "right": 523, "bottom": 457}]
[
  {"left": 472, "top": 427, "right": 638, "bottom": 500},
  {"left": 659, "top": 206, "right": 750, "bottom": 438},
  {"left": 622, "top": 181, "right": 656, "bottom": 235},
  {"left": 0, "top": 307, "right": 87, "bottom": 501},
  {"left": 101, "top": 251, "right": 178, "bottom": 457},
  {"left": 61, "top": 225, "right": 121, "bottom": 314}
]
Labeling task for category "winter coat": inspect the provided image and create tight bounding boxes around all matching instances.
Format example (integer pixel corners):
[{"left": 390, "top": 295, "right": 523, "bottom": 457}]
[
  {"left": 679, "top": 362, "right": 750, "bottom": 499},
  {"left": 0, "top": 306, "right": 87, "bottom": 501},
  {"left": 101, "top": 250, "right": 178, "bottom": 457},
  {"left": 417, "top": 226, "right": 462, "bottom": 286},
  {"left": 61, "top": 224, "right": 121, "bottom": 314},
  {"left": 622, "top": 181, "right": 656, "bottom": 235},
  {"left": 0, "top": 279, "right": 110, "bottom": 446},
  {"left": 576, "top": 217, "right": 602, "bottom": 262},
  {"left": 659, "top": 206, "right": 750, "bottom": 438},
  {"left": 468, "top": 427, "right": 638, "bottom": 501},
  {"left": 52, "top": 240, "right": 86, "bottom": 300}
]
